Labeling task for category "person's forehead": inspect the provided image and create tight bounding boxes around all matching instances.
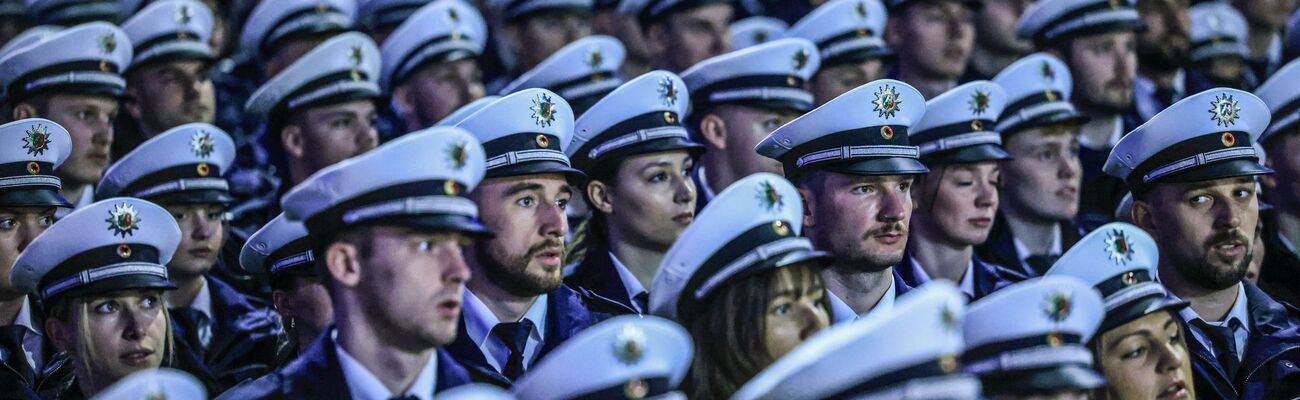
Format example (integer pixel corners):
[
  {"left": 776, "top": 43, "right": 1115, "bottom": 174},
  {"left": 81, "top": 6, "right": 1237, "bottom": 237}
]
[
  {"left": 1156, "top": 176, "right": 1256, "bottom": 194},
  {"left": 49, "top": 94, "right": 118, "bottom": 108},
  {"left": 305, "top": 99, "right": 376, "bottom": 116},
  {"left": 671, "top": 3, "right": 734, "bottom": 23}
]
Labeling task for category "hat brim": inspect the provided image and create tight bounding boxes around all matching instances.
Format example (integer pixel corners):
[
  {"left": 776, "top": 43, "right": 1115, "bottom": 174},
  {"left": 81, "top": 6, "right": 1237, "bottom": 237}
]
[
  {"left": 713, "top": 98, "right": 814, "bottom": 114},
  {"left": 1004, "top": 111, "right": 1091, "bottom": 136},
  {"left": 359, "top": 214, "right": 495, "bottom": 239},
  {"left": 922, "top": 144, "right": 1011, "bottom": 165},
  {"left": 486, "top": 160, "right": 588, "bottom": 184},
  {"left": 1100, "top": 294, "right": 1189, "bottom": 333},
  {"left": 816, "top": 157, "right": 930, "bottom": 176},
  {"left": 1160, "top": 158, "right": 1273, "bottom": 185},
  {"left": 146, "top": 190, "right": 235, "bottom": 206},
  {"left": 981, "top": 364, "right": 1107, "bottom": 394},
  {"left": 730, "top": 248, "right": 834, "bottom": 285},
  {"left": 579, "top": 137, "right": 706, "bottom": 174},
  {"left": 0, "top": 188, "right": 72, "bottom": 208},
  {"left": 51, "top": 272, "right": 176, "bottom": 302}
]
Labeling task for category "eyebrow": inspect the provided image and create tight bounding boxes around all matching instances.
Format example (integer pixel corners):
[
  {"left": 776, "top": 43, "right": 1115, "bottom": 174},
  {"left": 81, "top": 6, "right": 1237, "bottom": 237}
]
[{"left": 505, "top": 182, "right": 544, "bottom": 197}]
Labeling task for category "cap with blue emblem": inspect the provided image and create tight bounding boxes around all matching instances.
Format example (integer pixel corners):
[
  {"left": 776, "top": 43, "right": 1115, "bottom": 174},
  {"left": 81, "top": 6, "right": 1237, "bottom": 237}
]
[
  {"left": 357, "top": 0, "right": 432, "bottom": 34},
  {"left": 1046, "top": 222, "right": 1187, "bottom": 332},
  {"left": 94, "top": 369, "right": 207, "bottom": 400},
  {"left": 786, "top": 0, "right": 889, "bottom": 67},
  {"left": 97, "top": 123, "right": 235, "bottom": 204},
  {"left": 1189, "top": 2, "right": 1248, "bottom": 64},
  {"left": 569, "top": 70, "right": 701, "bottom": 173},
  {"left": 513, "top": 315, "right": 694, "bottom": 400},
  {"left": 281, "top": 126, "right": 491, "bottom": 242},
  {"left": 911, "top": 80, "right": 1010, "bottom": 164},
  {"left": 488, "top": 0, "right": 592, "bottom": 22},
  {"left": 682, "top": 38, "right": 821, "bottom": 115},
  {"left": 437, "top": 95, "right": 499, "bottom": 127},
  {"left": 730, "top": 16, "right": 787, "bottom": 51},
  {"left": 454, "top": 88, "right": 584, "bottom": 180},
  {"left": 0, "top": 22, "right": 132, "bottom": 103},
  {"left": 650, "top": 173, "right": 830, "bottom": 323},
  {"left": 1017, "top": 0, "right": 1142, "bottom": 46},
  {"left": 239, "top": 0, "right": 356, "bottom": 62},
  {"left": 992, "top": 52, "right": 1090, "bottom": 135},
  {"left": 10, "top": 197, "right": 180, "bottom": 302},
  {"left": 498, "top": 35, "right": 626, "bottom": 115},
  {"left": 733, "top": 281, "right": 977, "bottom": 400},
  {"left": 1254, "top": 58, "right": 1300, "bottom": 144},
  {"left": 962, "top": 276, "right": 1106, "bottom": 395},
  {"left": 26, "top": 0, "right": 139, "bottom": 25},
  {"left": 121, "top": 0, "right": 214, "bottom": 69},
  {"left": 246, "top": 32, "right": 382, "bottom": 119},
  {"left": 240, "top": 213, "right": 315, "bottom": 288},
  {"left": 1103, "top": 87, "right": 1272, "bottom": 196},
  {"left": 0, "top": 119, "right": 72, "bottom": 207},
  {"left": 380, "top": 0, "right": 486, "bottom": 91},
  {"left": 618, "top": 0, "right": 728, "bottom": 26},
  {"left": 756, "top": 79, "right": 929, "bottom": 179}
]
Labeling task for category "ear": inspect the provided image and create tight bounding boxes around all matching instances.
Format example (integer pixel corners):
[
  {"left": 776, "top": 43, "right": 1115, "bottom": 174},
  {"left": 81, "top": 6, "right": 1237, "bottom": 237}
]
[
  {"left": 325, "top": 241, "right": 363, "bottom": 289},
  {"left": 1131, "top": 197, "right": 1158, "bottom": 236},
  {"left": 586, "top": 180, "right": 615, "bottom": 214},
  {"left": 281, "top": 124, "right": 306, "bottom": 160},
  {"left": 44, "top": 317, "right": 72, "bottom": 353},
  {"left": 798, "top": 186, "right": 817, "bottom": 229},
  {"left": 698, "top": 112, "right": 728, "bottom": 151},
  {"left": 271, "top": 290, "right": 293, "bottom": 319},
  {"left": 11, "top": 102, "right": 36, "bottom": 120}
]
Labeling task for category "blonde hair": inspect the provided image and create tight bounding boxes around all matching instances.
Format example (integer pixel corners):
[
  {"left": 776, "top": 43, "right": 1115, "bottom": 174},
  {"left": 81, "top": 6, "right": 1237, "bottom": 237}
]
[{"left": 51, "top": 294, "right": 175, "bottom": 390}]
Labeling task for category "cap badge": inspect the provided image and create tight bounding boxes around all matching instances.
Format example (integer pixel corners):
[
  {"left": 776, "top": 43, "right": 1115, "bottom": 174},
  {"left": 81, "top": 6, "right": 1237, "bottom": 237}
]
[
  {"left": 99, "top": 33, "right": 116, "bottom": 55},
  {"left": 176, "top": 4, "right": 192, "bottom": 24},
  {"left": 1040, "top": 61, "right": 1055, "bottom": 82},
  {"left": 26, "top": 162, "right": 39, "bottom": 175},
  {"left": 197, "top": 163, "right": 210, "bottom": 176},
  {"left": 1209, "top": 93, "right": 1240, "bottom": 127},
  {"left": 752, "top": 30, "right": 768, "bottom": 44},
  {"left": 658, "top": 76, "right": 678, "bottom": 107},
  {"left": 23, "top": 124, "right": 50, "bottom": 156},
  {"left": 447, "top": 142, "right": 469, "bottom": 170},
  {"left": 143, "top": 391, "right": 165, "bottom": 400},
  {"left": 348, "top": 45, "right": 364, "bottom": 66},
  {"left": 793, "top": 48, "right": 810, "bottom": 70},
  {"left": 1043, "top": 291, "right": 1073, "bottom": 322},
  {"left": 1121, "top": 271, "right": 1138, "bottom": 286},
  {"left": 969, "top": 89, "right": 990, "bottom": 116},
  {"left": 447, "top": 7, "right": 460, "bottom": 23},
  {"left": 1104, "top": 228, "right": 1135, "bottom": 265},
  {"left": 117, "top": 244, "right": 132, "bottom": 259},
  {"left": 1109, "top": 0, "right": 1122, "bottom": 8},
  {"left": 530, "top": 93, "right": 558, "bottom": 127},
  {"left": 938, "top": 355, "right": 959, "bottom": 373},
  {"left": 613, "top": 324, "right": 646, "bottom": 364},
  {"left": 106, "top": 203, "right": 141, "bottom": 238},
  {"left": 880, "top": 125, "right": 894, "bottom": 140},
  {"left": 586, "top": 46, "right": 604, "bottom": 70},
  {"left": 940, "top": 303, "right": 959, "bottom": 332},
  {"left": 756, "top": 180, "right": 785, "bottom": 212},
  {"left": 855, "top": 1, "right": 868, "bottom": 18},
  {"left": 190, "top": 131, "right": 215, "bottom": 158},
  {"left": 535, "top": 134, "right": 550, "bottom": 148},
  {"left": 1207, "top": 13, "right": 1222, "bottom": 30},
  {"left": 872, "top": 84, "right": 901, "bottom": 118},
  {"left": 316, "top": 0, "right": 330, "bottom": 14},
  {"left": 1221, "top": 132, "right": 1236, "bottom": 147},
  {"left": 623, "top": 379, "right": 649, "bottom": 399},
  {"left": 771, "top": 220, "right": 790, "bottom": 236}
]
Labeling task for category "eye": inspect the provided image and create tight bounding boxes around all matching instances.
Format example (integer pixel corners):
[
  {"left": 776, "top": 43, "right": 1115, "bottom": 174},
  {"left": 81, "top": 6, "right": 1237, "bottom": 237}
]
[
  {"left": 648, "top": 172, "right": 667, "bottom": 183},
  {"left": 171, "top": 212, "right": 188, "bottom": 221},
  {"left": 898, "top": 181, "right": 911, "bottom": 191},
  {"left": 1169, "top": 331, "right": 1183, "bottom": 346},
  {"left": 206, "top": 211, "right": 223, "bottom": 220},
  {"left": 1233, "top": 188, "right": 1253, "bottom": 199},
  {"left": 556, "top": 198, "right": 570, "bottom": 210},
  {"left": 851, "top": 185, "right": 875, "bottom": 195},
  {"left": 94, "top": 300, "right": 119, "bottom": 314},
  {"left": 1188, "top": 195, "right": 1211, "bottom": 206},
  {"left": 771, "top": 303, "right": 791, "bottom": 316},
  {"left": 1122, "top": 346, "right": 1147, "bottom": 360},
  {"left": 0, "top": 219, "right": 15, "bottom": 230},
  {"left": 516, "top": 196, "right": 536, "bottom": 208},
  {"left": 140, "top": 295, "right": 159, "bottom": 309},
  {"left": 416, "top": 240, "right": 434, "bottom": 252},
  {"left": 38, "top": 216, "right": 53, "bottom": 227},
  {"left": 1037, "top": 150, "right": 1057, "bottom": 161},
  {"left": 330, "top": 118, "right": 353, "bottom": 129}
]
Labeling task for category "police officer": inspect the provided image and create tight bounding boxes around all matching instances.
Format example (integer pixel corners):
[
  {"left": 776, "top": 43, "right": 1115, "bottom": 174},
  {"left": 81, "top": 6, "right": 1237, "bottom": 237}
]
[
  {"left": 730, "top": 16, "right": 786, "bottom": 50},
  {"left": 898, "top": 81, "right": 1018, "bottom": 300},
  {"left": 0, "top": 23, "right": 131, "bottom": 211},
  {"left": 498, "top": 35, "right": 626, "bottom": 115},
  {"left": 786, "top": 0, "right": 892, "bottom": 105},
  {"left": 445, "top": 89, "right": 596, "bottom": 386},
  {"left": 1253, "top": 58, "right": 1300, "bottom": 309},
  {"left": 1185, "top": 2, "right": 1255, "bottom": 93},
  {"left": 115, "top": 0, "right": 218, "bottom": 161},
  {"left": 487, "top": 0, "right": 594, "bottom": 85},
  {"left": 380, "top": 0, "right": 488, "bottom": 134},
  {"left": 756, "top": 79, "right": 927, "bottom": 322},
  {"left": 356, "top": 0, "right": 432, "bottom": 44},
  {"left": 0, "top": 119, "right": 71, "bottom": 399},
  {"left": 512, "top": 315, "right": 694, "bottom": 399},
  {"left": 622, "top": 0, "right": 734, "bottom": 73},
  {"left": 217, "top": 127, "right": 484, "bottom": 399},
  {"left": 1106, "top": 87, "right": 1300, "bottom": 399},
  {"left": 884, "top": 0, "right": 979, "bottom": 99},
  {"left": 683, "top": 38, "right": 819, "bottom": 207},
  {"left": 239, "top": 214, "right": 331, "bottom": 365},
  {"left": 964, "top": 0, "right": 1034, "bottom": 82},
  {"left": 1132, "top": 0, "right": 1190, "bottom": 123},
  {"left": 976, "top": 53, "right": 1090, "bottom": 279}
]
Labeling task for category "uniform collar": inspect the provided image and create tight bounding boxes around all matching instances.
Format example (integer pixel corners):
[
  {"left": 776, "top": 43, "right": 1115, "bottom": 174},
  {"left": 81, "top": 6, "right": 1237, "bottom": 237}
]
[
  {"left": 905, "top": 256, "right": 975, "bottom": 299},
  {"left": 14, "top": 296, "right": 40, "bottom": 337},
  {"left": 334, "top": 332, "right": 439, "bottom": 400},
  {"left": 188, "top": 277, "right": 213, "bottom": 322},
  {"left": 827, "top": 276, "right": 896, "bottom": 324},
  {"left": 462, "top": 289, "right": 549, "bottom": 370},
  {"left": 695, "top": 165, "right": 716, "bottom": 201},
  {"left": 607, "top": 252, "right": 647, "bottom": 313},
  {"left": 1175, "top": 283, "right": 1251, "bottom": 333},
  {"left": 1011, "top": 223, "right": 1062, "bottom": 263}
]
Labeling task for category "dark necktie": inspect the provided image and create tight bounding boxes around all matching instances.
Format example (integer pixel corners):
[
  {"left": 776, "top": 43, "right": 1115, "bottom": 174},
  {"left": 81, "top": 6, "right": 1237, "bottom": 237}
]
[
  {"left": 172, "top": 307, "right": 212, "bottom": 356},
  {"left": 1023, "top": 254, "right": 1061, "bottom": 277},
  {"left": 1194, "top": 319, "right": 1242, "bottom": 379},
  {"left": 633, "top": 292, "right": 649, "bottom": 314},
  {"left": 491, "top": 319, "right": 534, "bottom": 380},
  {"left": 0, "top": 325, "right": 33, "bottom": 384}
]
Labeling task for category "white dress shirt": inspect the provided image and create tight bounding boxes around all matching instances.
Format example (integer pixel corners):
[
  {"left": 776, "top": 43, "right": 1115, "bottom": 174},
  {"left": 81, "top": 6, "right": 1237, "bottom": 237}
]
[{"left": 462, "top": 290, "right": 548, "bottom": 373}]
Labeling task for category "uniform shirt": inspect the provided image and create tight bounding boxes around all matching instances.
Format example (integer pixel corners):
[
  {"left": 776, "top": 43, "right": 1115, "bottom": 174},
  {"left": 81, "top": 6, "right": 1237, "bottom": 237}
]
[
  {"left": 608, "top": 253, "right": 647, "bottom": 314},
  {"left": 904, "top": 257, "right": 975, "bottom": 299},
  {"left": 181, "top": 278, "right": 214, "bottom": 348},
  {"left": 1012, "top": 224, "right": 1063, "bottom": 267},
  {"left": 1077, "top": 117, "right": 1124, "bottom": 152},
  {"left": 13, "top": 297, "right": 43, "bottom": 372},
  {"left": 336, "top": 331, "right": 439, "bottom": 400},
  {"left": 1177, "top": 283, "right": 1252, "bottom": 361},
  {"left": 827, "top": 276, "right": 896, "bottom": 324},
  {"left": 462, "top": 290, "right": 548, "bottom": 373}
]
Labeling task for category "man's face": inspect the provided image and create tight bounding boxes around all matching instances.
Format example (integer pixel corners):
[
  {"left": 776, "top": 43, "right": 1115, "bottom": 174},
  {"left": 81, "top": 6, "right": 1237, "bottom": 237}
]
[
  {"left": 713, "top": 105, "right": 801, "bottom": 177},
  {"left": 398, "top": 58, "right": 485, "bottom": 130},
  {"left": 802, "top": 172, "right": 914, "bottom": 271},
  {"left": 912, "top": 162, "right": 1000, "bottom": 247},
  {"left": 354, "top": 227, "right": 471, "bottom": 347},
  {"left": 811, "top": 60, "right": 885, "bottom": 106},
  {"left": 1265, "top": 131, "right": 1300, "bottom": 211},
  {"left": 511, "top": 10, "right": 593, "bottom": 71},
  {"left": 0, "top": 207, "right": 54, "bottom": 300},
  {"left": 1136, "top": 0, "right": 1191, "bottom": 72},
  {"left": 650, "top": 3, "right": 733, "bottom": 72},
  {"left": 892, "top": 1, "right": 975, "bottom": 80},
  {"left": 288, "top": 100, "right": 379, "bottom": 177},
  {"left": 1000, "top": 125, "right": 1082, "bottom": 222},
  {"left": 1065, "top": 31, "right": 1137, "bottom": 112},
  {"left": 41, "top": 95, "right": 118, "bottom": 187},
  {"left": 1232, "top": 0, "right": 1296, "bottom": 31},
  {"left": 1139, "top": 177, "right": 1259, "bottom": 291},
  {"left": 126, "top": 60, "right": 216, "bottom": 137},
  {"left": 470, "top": 173, "right": 571, "bottom": 297},
  {"left": 164, "top": 203, "right": 225, "bottom": 278},
  {"left": 975, "top": 0, "right": 1034, "bottom": 55}
]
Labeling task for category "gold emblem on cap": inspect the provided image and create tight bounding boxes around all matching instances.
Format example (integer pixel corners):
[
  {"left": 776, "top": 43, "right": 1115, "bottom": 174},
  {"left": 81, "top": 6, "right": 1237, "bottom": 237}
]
[
  {"left": 445, "top": 180, "right": 460, "bottom": 196},
  {"left": 939, "top": 355, "right": 959, "bottom": 373},
  {"left": 196, "top": 163, "right": 210, "bottom": 177},
  {"left": 856, "top": 28, "right": 868, "bottom": 37},
  {"left": 316, "top": 0, "right": 329, "bottom": 14},
  {"left": 1121, "top": 271, "right": 1138, "bottom": 286},
  {"left": 624, "top": 379, "right": 649, "bottom": 399},
  {"left": 1044, "top": 90, "right": 1057, "bottom": 102},
  {"left": 117, "top": 244, "right": 132, "bottom": 259},
  {"left": 614, "top": 324, "right": 647, "bottom": 364},
  {"left": 970, "top": 120, "right": 983, "bottom": 131},
  {"left": 1047, "top": 331, "right": 1064, "bottom": 347},
  {"left": 663, "top": 112, "right": 677, "bottom": 124},
  {"left": 1109, "top": 0, "right": 1122, "bottom": 8},
  {"left": 25, "top": 162, "right": 39, "bottom": 175},
  {"left": 881, "top": 125, "right": 894, "bottom": 140},
  {"left": 1209, "top": 93, "right": 1241, "bottom": 127},
  {"left": 793, "top": 48, "right": 810, "bottom": 70},
  {"left": 786, "top": 76, "right": 798, "bottom": 87},
  {"left": 535, "top": 134, "right": 551, "bottom": 148},
  {"left": 772, "top": 220, "right": 790, "bottom": 236},
  {"left": 1221, "top": 132, "right": 1236, "bottom": 147},
  {"left": 872, "top": 85, "right": 902, "bottom": 118}
]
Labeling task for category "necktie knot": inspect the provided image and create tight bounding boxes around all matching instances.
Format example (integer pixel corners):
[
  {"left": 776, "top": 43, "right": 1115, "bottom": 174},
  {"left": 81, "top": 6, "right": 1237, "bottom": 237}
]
[{"left": 491, "top": 319, "right": 535, "bottom": 380}]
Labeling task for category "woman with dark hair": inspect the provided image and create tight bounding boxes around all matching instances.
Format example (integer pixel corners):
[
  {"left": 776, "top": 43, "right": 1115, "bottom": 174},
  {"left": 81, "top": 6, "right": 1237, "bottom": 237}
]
[
  {"left": 1046, "top": 222, "right": 1196, "bottom": 400},
  {"left": 565, "top": 70, "right": 704, "bottom": 316},
  {"left": 650, "top": 173, "right": 832, "bottom": 399},
  {"left": 11, "top": 198, "right": 181, "bottom": 399}
]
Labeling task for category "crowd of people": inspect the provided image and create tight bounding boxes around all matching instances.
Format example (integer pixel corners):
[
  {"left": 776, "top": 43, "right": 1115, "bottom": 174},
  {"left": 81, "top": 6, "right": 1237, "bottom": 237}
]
[{"left": 0, "top": 0, "right": 1297, "bottom": 398}]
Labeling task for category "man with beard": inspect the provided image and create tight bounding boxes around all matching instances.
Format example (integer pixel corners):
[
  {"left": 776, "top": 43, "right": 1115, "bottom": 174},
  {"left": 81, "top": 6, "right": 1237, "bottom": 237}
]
[
  {"left": 1106, "top": 87, "right": 1300, "bottom": 400},
  {"left": 682, "top": 38, "right": 819, "bottom": 208},
  {"left": 756, "top": 79, "right": 927, "bottom": 323},
  {"left": 380, "top": 0, "right": 488, "bottom": 135},
  {"left": 115, "top": 1, "right": 219, "bottom": 161},
  {"left": 217, "top": 126, "right": 484, "bottom": 399},
  {"left": 1019, "top": 0, "right": 1143, "bottom": 223},
  {"left": 786, "top": 0, "right": 892, "bottom": 106},
  {"left": 884, "top": 0, "right": 979, "bottom": 99},
  {"left": 446, "top": 89, "right": 595, "bottom": 387},
  {"left": 963, "top": 0, "right": 1034, "bottom": 82},
  {"left": 1133, "top": 0, "right": 1191, "bottom": 123},
  {"left": 622, "top": 0, "right": 734, "bottom": 73}
]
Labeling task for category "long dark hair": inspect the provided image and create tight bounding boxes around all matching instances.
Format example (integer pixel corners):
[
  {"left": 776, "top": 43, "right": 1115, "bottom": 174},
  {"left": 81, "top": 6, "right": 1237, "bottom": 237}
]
[{"left": 565, "top": 160, "right": 622, "bottom": 263}]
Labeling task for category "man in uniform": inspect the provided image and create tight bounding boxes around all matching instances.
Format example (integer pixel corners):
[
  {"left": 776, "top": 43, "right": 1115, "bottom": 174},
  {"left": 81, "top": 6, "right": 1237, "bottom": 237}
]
[
  {"left": 0, "top": 23, "right": 131, "bottom": 211},
  {"left": 1133, "top": 0, "right": 1190, "bottom": 122},
  {"left": 380, "top": 0, "right": 488, "bottom": 134},
  {"left": 683, "top": 38, "right": 819, "bottom": 207},
  {"left": 487, "top": 0, "right": 594, "bottom": 87},
  {"left": 1253, "top": 59, "right": 1300, "bottom": 307},
  {"left": 786, "top": 0, "right": 892, "bottom": 106},
  {"left": 884, "top": 0, "right": 978, "bottom": 99},
  {"left": 217, "top": 126, "right": 485, "bottom": 399},
  {"left": 756, "top": 79, "right": 926, "bottom": 322},
  {"left": 445, "top": 89, "right": 596, "bottom": 386},
  {"left": 356, "top": 0, "right": 433, "bottom": 44},
  {"left": 1107, "top": 87, "right": 1300, "bottom": 399},
  {"left": 964, "top": 0, "right": 1034, "bottom": 82},
  {"left": 622, "top": 0, "right": 734, "bottom": 73}
]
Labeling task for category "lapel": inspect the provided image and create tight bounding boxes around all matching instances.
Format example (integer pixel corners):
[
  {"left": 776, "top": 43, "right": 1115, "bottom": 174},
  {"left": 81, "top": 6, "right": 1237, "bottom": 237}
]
[
  {"left": 976, "top": 214, "right": 1030, "bottom": 277},
  {"left": 277, "top": 330, "right": 353, "bottom": 399},
  {"left": 538, "top": 285, "right": 594, "bottom": 363},
  {"left": 970, "top": 256, "right": 1015, "bottom": 300},
  {"left": 434, "top": 348, "right": 473, "bottom": 393},
  {"left": 444, "top": 314, "right": 512, "bottom": 388},
  {"left": 1239, "top": 282, "right": 1300, "bottom": 382},
  {"left": 891, "top": 252, "right": 925, "bottom": 289},
  {"left": 202, "top": 275, "right": 281, "bottom": 383},
  {"left": 563, "top": 246, "right": 639, "bottom": 316},
  {"left": 1187, "top": 334, "right": 1238, "bottom": 400}
]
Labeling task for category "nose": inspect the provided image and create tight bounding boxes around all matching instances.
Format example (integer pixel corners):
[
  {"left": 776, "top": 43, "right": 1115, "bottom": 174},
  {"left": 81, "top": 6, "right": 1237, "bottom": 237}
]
[
  {"left": 1214, "top": 197, "right": 1244, "bottom": 230},
  {"left": 16, "top": 220, "right": 43, "bottom": 252},
  {"left": 1058, "top": 154, "right": 1080, "bottom": 180},
  {"left": 539, "top": 197, "right": 569, "bottom": 238},
  {"left": 356, "top": 124, "right": 379, "bottom": 152},
  {"left": 975, "top": 180, "right": 997, "bottom": 209},
  {"left": 877, "top": 187, "right": 908, "bottom": 223},
  {"left": 673, "top": 173, "right": 696, "bottom": 204},
  {"left": 442, "top": 245, "right": 472, "bottom": 284},
  {"left": 1154, "top": 337, "right": 1187, "bottom": 374},
  {"left": 190, "top": 212, "right": 215, "bottom": 241},
  {"left": 122, "top": 308, "right": 147, "bottom": 341},
  {"left": 798, "top": 301, "right": 830, "bottom": 341}
]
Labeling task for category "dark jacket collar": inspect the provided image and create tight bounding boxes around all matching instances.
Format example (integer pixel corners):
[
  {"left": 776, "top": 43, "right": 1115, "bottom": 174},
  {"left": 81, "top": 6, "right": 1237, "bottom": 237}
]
[
  {"left": 1185, "top": 281, "right": 1300, "bottom": 399},
  {"left": 446, "top": 284, "right": 595, "bottom": 388},
  {"left": 893, "top": 251, "right": 1013, "bottom": 301},
  {"left": 565, "top": 245, "right": 641, "bottom": 316}
]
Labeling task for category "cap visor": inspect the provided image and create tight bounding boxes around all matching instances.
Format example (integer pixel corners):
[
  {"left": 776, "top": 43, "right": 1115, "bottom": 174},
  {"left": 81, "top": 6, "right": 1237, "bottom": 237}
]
[
  {"left": 53, "top": 273, "right": 176, "bottom": 301},
  {"left": 922, "top": 144, "right": 1011, "bottom": 164},
  {"left": 983, "top": 364, "right": 1107, "bottom": 394},
  {"left": 1005, "top": 111, "right": 1091, "bottom": 136},
  {"left": 1100, "top": 294, "right": 1189, "bottom": 333},
  {"left": 146, "top": 190, "right": 235, "bottom": 206},
  {"left": 0, "top": 188, "right": 72, "bottom": 208},
  {"left": 1162, "top": 158, "right": 1273, "bottom": 184},
  {"left": 580, "top": 137, "right": 706, "bottom": 173},
  {"left": 486, "top": 160, "right": 588, "bottom": 183},
  {"left": 818, "top": 157, "right": 930, "bottom": 176}
]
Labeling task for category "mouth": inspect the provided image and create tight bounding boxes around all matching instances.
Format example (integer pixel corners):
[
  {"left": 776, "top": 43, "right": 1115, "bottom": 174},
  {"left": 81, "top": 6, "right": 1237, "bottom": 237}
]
[
  {"left": 187, "top": 248, "right": 213, "bottom": 258},
  {"left": 1210, "top": 239, "right": 1246, "bottom": 258},
  {"left": 1158, "top": 380, "right": 1188, "bottom": 399},
  {"left": 119, "top": 349, "right": 155, "bottom": 365},
  {"left": 872, "top": 230, "right": 906, "bottom": 245},
  {"left": 533, "top": 246, "right": 564, "bottom": 267},
  {"left": 968, "top": 217, "right": 992, "bottom": 227},
  {"left": 672, "top": 212, "right": 694, "bottom": 225},
  {"left": 435, "top": 298, "right": 462, "bottom": 319},
  {"left": 1056, "top": 186, "right": 1078, "bottom": 199}
]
